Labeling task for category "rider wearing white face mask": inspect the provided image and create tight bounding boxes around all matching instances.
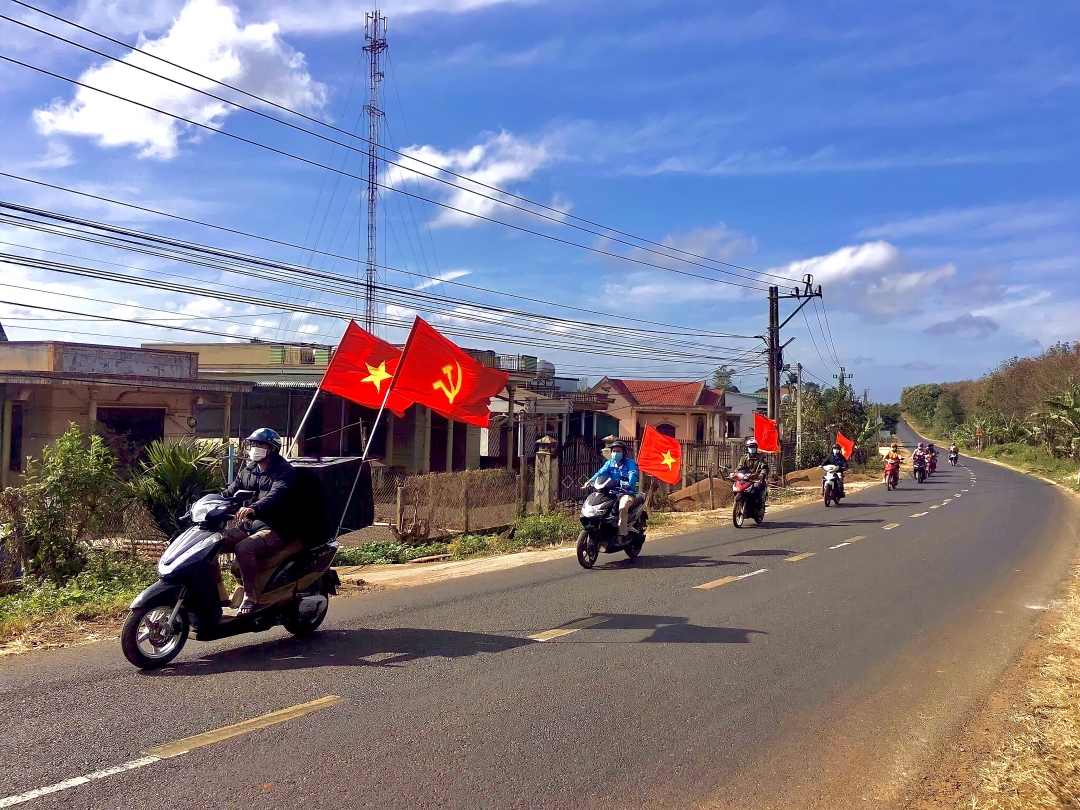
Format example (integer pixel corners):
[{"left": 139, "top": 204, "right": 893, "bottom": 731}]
[
  {"left": 220, "top": 428, "right": 299, "bottom": 614},
  {"left": 586, "top": 440, "right": 640, "bottom": 537}
]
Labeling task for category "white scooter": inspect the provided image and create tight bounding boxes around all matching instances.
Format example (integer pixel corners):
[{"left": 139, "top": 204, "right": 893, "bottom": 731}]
[{"left": 821, "top": 464, "right": 844, "bottom": 507}]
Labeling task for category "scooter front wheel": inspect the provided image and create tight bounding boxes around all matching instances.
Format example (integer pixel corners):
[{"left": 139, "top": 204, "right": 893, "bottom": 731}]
[
  {"left": 576, "top": 530, "right": 599, "bottom": 569},
  {"left": 121, "top": 600, "right": 189, "bottom": 669},
  {"left": 732, "top": 498, "right": 745, "bottom": 528}
]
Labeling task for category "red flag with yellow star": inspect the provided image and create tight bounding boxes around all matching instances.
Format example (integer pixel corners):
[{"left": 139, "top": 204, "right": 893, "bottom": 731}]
[
  {"left": 389, "top": 317, "right": 510, "bottom": 428},
  {"left": 637, "top": 424, "right": 682, "bottom": 485},
  {"left": 319, "top": 321, "right": 412, "bottom": 417}
]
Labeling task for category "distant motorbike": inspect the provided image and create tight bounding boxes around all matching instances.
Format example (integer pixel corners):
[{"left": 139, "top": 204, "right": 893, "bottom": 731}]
[
  {"left": 576, "top": 476, "right": 647, "bottom": 569},
  {"left": 912, "top": 456, "right": 927, "bottom": 484},
  {"left": 928, "top": 454, "right": 938, "bottom": 475},
  {"left": 884, "top": 458, "right": 901, "bottom": 490},
  {"left": 121, "top": 490, "right": 340, "bottom": 669},
  {"left": 949, "top": 450, "right": 959, "bottom": 466},
  {"left": 821, "top": 464, "right": 844, "bottom": 506},
  {"left": 731, "top": 469, "right": 767, "bottom": 528}
]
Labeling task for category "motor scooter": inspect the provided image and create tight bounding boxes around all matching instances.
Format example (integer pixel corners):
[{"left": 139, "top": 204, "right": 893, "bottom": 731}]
[
  {"left": 821, "top": 464, "right": 844, "bottom": 506},
  {"left": 928, "top": 454, "right": 938, "bottom": 475},
  {"left": 121, "top": 490, "right": 340, "bottom": 669},
  {"left": 949, "top": 450, "right": 959, "bottom": 466},
  {"left": 731, "top": 469, "right": 766, "bottom": 527},
  {"left": 576, "top": 477, "right": 647, "bottom": 569},
  {"left": 912, "top": 456, "right": 927, "bottom": 483},
  {"left": 884, "top": 458, "right": 902, "bottom": 490}
]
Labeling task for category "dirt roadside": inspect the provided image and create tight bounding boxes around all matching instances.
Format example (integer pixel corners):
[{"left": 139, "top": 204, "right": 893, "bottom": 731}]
[{"left": 0, "top": 481, "right": 878, "bottom": 658}]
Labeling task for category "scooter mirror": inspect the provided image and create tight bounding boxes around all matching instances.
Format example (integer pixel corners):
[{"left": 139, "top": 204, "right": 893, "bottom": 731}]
[{"left": 232, "top": 489, "right": 255, "bottom": 501}]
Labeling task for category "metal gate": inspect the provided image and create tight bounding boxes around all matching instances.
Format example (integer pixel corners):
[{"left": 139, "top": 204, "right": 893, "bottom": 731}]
[{"left": 558, "top": 436, "right": 602, "bottom": 503}]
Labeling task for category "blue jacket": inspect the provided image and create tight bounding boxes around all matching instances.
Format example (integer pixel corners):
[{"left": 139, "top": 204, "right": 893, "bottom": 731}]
[{"left": 589, "top": 457, "right": 639, "bottom": 493}]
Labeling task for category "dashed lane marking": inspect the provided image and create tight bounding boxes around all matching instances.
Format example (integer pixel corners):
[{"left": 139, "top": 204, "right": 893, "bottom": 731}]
[
  {"left": 695, "top": 568, "right": 768, "bottom": 590},
  {"left": 943, "top": 499, "right": 953, "bottom": 503},
  {"left": 529, "top": 616, "right": 607, "bottom": 641},
  {"left": 829, "top": 542, "right": 849, "bottom": 550},
  {"left": 845, "top": 535, "right": 866, "bottom": 543},
  {"left": 883, "top": 523, "right": 901, "bottom": 530},
  {"left": 911, "top": 512, "right": 928, "bottom": 518},
  {"left": 0, "top": 696, "right": 346, "bottom": 808},
  {"left": 784, "top": 552, "right": 816, "bottom": 562},
  {"left": 929, "top": 505, "right": 939, "bottom": 509}
]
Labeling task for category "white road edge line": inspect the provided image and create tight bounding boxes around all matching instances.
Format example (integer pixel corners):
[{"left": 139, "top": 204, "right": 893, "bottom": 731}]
[
  {"left": 0, "top": 756, "right": 161, "bottom": 808},
  {"left": 829, "top": 543, "right": 850, "bottom": 550},
  {"left": 739, "top": 568, "right": 769, "bottom": 580}
]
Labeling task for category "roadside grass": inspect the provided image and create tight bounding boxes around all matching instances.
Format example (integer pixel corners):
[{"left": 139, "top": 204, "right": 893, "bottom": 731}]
[
  {"left": 333, "top": 512, "right": 583, "bottom": 567},
  {"left": 970, "top": 561, "right": 1080, "bottom": 809},
  {"left": 0, "top": 552, "right": 156, "bottom": 646}
]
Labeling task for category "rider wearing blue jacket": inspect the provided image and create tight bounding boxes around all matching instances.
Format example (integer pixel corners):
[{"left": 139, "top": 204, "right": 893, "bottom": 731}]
[{"left": 586, "top": 440, "right": 639, "bottom": 536}]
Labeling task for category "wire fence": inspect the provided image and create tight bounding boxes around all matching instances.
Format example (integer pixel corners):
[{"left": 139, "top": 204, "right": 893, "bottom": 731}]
[{"left": 395, "top": 468, "right": 524, "bottom": 541}]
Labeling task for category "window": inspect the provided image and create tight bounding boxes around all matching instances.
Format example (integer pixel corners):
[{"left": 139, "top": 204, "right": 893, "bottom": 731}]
[
  {"left": 656, "top": 423, "right": 677, "bottom": 439},
  {"left": 696, "top": 417, "right": 705, "bottom": 443},
  {"left": 8, "top": 402, "right": 23, "bottom": 473},
  {"left": 96, "top": 408, "right": 165, "bottom": 469}
]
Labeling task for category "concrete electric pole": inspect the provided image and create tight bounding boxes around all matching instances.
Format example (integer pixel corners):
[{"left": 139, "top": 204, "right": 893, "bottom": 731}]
[{"left": 363, "top": 11, "right": 388, "bottom": 335}]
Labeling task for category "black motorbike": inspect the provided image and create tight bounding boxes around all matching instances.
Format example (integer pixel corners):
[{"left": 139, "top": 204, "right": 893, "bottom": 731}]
[
  {"left": 731, "top": 469, "right": 767, "bottom": 527},
  {"left": 576, "top": 477, "right": 647, "bottom": 569},
  {"left": 121, "top": 489, "right": 340, "bottom": 669},
  {"left": 912, "top": 457, "right": 927, "bottom": 483}
]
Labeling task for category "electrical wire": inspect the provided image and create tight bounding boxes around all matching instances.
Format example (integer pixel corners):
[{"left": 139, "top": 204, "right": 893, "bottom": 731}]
[{"left": 4, "top": 0, "right": 803, "bottom": 287}]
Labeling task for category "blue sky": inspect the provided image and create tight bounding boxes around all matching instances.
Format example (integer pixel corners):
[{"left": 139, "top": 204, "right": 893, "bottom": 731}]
[{"left": 1, "top": 0, "right": 1078, "bottom": 400}]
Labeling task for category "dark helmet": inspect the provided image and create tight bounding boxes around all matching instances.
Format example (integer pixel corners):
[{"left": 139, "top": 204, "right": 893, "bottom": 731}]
[
  {"left": 246, "top": 427, "right": 282, "bottom": 451},
  {"left": 832, "top": 443, "right": 843, "bottom": 452},
  {"left": 610, "top": 440, "right": 627, "bottom": 453}
]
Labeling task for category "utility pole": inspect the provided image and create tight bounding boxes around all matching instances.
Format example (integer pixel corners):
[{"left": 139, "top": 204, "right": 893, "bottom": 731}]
[
  {"left": 764, "top": 275, "right": 822, "bottom": 425},
  {"left": 796, "top": 362, "right": 803, "bottom": 459},
  {"left": 363, "top": 11, "right": 388, "bottom": 335},
  {"left": 834, "top": 367, "right": 853, "bottom": 398}
]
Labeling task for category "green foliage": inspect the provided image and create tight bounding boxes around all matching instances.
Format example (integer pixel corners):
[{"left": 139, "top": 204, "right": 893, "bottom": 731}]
[
  {"left": 712, "top": 365, "right": 739, "bottom": 392},
  {"left": 511, "top": 512, "right": 580, "bottom": 545},
  {"left": 900, "top": 384, "right": 945, "bottom": 426},
  {"left": 786, "top": 383, "right": 874, "bottom": 468},
  {"left": 333, "top": 541, "right": 449, "bottom": 566},
  {"left": 876, "top": 403, "right": 901, "bottom": 433},
  {"left": 0, "top": 550, "right": 156, "bottom": 641},
  {"left": 0, "top": 424, "right": 120, "bottom": 584},
  {"left": 932, "top": 389, "right": 964, "bottom": 436},
  {"left": 126, "top": 438, "right": 226, "bottom": 536}
]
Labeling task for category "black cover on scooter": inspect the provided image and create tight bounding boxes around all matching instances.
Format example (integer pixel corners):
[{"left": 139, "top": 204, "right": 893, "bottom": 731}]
[{"left": 291, "top": 457, "right": 374, "bottom": 541}]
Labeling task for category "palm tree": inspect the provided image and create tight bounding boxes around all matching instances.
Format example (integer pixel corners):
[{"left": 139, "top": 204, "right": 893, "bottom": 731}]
[{"left": 127, "top": 438, "right": 226, "bottom": 535}]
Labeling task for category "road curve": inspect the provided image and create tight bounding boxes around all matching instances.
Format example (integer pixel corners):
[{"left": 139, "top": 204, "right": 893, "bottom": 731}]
[{"left": 1, "top": 422, "right": 1077, "bottom": 809}]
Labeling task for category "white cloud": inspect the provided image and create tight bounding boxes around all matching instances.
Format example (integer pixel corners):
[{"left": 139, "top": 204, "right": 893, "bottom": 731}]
[
  {"left": 385, "top": 131, "right": 554, "bottom": 227},
  {"left": 259, "top": 0, "right": 532, "bottom": 35},
  {"left": 35, "top": 0, "right": 326, "bottom": 160},
  {"left": 771, "top": 241, "right": 955, "bottom": 316}
]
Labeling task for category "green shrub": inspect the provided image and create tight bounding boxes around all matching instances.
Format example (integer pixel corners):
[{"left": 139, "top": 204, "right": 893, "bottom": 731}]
[
  {"left": 447, "top": 534, "right": 489, "bottom": 558},
  {"left": 127, "top": 438, "right": 226, "bottom": 536},
  {"left": 0, "top": 425, "right": 120, "bottom": 585},
  {"left": 512, "top": 513, "right": 580, "bottom": 546},
  {"left": 333, "top": 541, "right": 449, "bottom": 566},
  {"left": 0, "top": 550, "right": 156, "bottom": 640}
]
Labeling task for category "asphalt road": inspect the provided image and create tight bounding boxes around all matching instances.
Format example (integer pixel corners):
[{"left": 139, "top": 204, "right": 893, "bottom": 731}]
[{"left": 2, "top": 422, "right": 1078, "bottom": 809}]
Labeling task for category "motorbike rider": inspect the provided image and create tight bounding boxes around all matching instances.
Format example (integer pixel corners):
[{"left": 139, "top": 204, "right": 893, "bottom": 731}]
[
  {"left": 949, "top": 442, "right": 959, "bottom": 460},
  {"left": 827, "top": 443, "right": 849, "bottom": 498},
  {"left": 912, "top": 442, "right": 928, "bottom": 470},
  {"left": 927, "top": 442, "right": 938, "bottom": 473},
  {"left": 221, "top": 428, "right": 301, "bottom": 614},
  {"left": 737, "top": 437, "right": 770, "bottom": 496},
  {"left": 586, "top": 440, "right": 639, "bottom": 537}
]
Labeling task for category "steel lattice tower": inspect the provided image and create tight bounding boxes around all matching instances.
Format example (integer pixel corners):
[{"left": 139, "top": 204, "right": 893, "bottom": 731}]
[{"left": 363, "top": 11, "right": 387, "bottom": 334}]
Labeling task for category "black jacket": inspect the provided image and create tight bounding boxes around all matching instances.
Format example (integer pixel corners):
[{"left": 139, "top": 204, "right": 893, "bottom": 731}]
[
  {"left": 223, "top": 454, "right": 300, "bottom": 540},
  {"left": 828, "top": 453, "right": 849, "bottom": 472}
]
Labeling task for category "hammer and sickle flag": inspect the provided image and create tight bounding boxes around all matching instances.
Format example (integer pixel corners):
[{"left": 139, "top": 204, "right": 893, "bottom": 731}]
[
  {"left": 390, "top": 317, "right": 510, "bottom": 428},
  {"left": 319, "top": 321, "right": 412, "bottom": 417},
  {"left": 637, "top": 424, "right": 683, "bottom": 486}
]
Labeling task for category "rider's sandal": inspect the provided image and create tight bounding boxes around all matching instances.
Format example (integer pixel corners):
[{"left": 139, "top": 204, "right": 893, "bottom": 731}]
[{"left": 237, "top": 598, "right": 257, "bottom": 616}]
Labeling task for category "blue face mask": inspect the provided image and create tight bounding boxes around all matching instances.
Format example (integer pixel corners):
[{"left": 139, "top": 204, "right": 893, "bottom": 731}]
[{"left": 611, "top": 451, "right": 623, "bottom": 462}]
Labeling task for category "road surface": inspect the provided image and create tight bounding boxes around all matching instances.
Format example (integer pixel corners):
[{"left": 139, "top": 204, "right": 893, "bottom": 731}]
[{"left": 2, "top": 423, "right": 1077, "bottom": 809}]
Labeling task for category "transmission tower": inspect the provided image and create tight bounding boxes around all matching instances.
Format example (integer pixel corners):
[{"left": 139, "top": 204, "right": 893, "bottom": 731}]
[{"left": 363, "top": 11, "right": 387, "bottom": 334}]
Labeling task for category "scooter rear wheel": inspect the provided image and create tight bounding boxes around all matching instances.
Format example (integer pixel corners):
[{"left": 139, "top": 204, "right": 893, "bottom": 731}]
[
  {"left": 576, "top": 530, "right": 599, "bottom": 569},
  {"left": 121, "top": 598, "right": 189, "bottom": 670},
  {"left": 624, "top": 537, "right": 644, "bottom": 559},
  {"left": 283, "top": 594, "right": 329, "bottom": 637}
]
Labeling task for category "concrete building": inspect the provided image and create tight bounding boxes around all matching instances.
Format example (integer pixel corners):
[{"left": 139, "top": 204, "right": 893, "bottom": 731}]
[
  {"left": 723, "top": 391, "right": 767, "bottom": 438},
  {"left": 590, "top": 378, "right": 731, "bottom": 442},
  {"left": 0, "top": 341, "right": 251, "bottom": 488}
]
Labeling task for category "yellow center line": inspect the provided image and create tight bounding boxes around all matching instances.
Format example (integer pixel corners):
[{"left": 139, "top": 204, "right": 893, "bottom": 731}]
[
  {"left": 145, "top": 696, "right": 346, "bottom": 759},
  {"left": 528, "top": 616, "right": 607, "bottom": 641},
  {"left": 883, "top": 523, "right": 901, "bottom": 530},
  {"left": 845, "top": 535, "right": 866, "bottom": 543},
  {"left": 911, "top": 512, "right": 928, "bottom": 518},
  {"left": 784, "top": 552, "right": 815, "bottom": 562},
  {"left": 930, "top": 505, "right": 939, "bottom": 509},
  {"left": 695, "top": 568, "right": 768, "bottom": 590}
]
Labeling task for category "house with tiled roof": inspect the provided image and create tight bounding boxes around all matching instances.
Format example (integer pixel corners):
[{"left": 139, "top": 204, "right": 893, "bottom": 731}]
[{"left": 590, "top": 377, "right": 733, "bottom": 442}]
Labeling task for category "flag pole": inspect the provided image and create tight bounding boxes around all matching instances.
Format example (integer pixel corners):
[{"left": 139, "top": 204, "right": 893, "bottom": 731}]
[
  {"left": 288, "top": 389, "right": 321, "bottom": 458},
  {"left": 334, "top": 318, "right": 421, "bottom": 539}
]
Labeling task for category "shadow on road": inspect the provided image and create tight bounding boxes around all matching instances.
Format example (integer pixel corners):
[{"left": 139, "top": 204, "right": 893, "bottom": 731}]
[
  {"left": 571, "top": 613, "right": 766, "bottom": 645},
  {"left": 732, "top": 549, "right": 796, "bottom": 557},
  {"left": 595, "top": 554, "right": 747, "bottom": 570}
]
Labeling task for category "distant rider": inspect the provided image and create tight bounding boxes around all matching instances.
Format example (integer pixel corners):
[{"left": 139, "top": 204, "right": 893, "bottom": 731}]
[
  {"left": 883, "top": 442, "right": 903, "bottom": 464},
  {"left": 827, "top": 443, "right": 849, "bottom": 498},
  {"left": 912, "top": 442, "right": 928, "bottom": 470},
  {"left": 586, "top": 440, "right": 639, "bottom": 537},
  {"left": 949, "top": 442, "right": 959, "bottom": 463},
  {"left": 221, "top": 428, "right": 300, "bottom": 615},
  {"left": 737, "top": 437, "right": 770, "bottom": 497},
  {"left": 926, "top": 443, "right": 938, "bottom": 474}
]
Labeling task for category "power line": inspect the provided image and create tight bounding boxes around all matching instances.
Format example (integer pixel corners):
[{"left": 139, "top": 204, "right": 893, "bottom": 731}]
[
  {"left": 0, "top": 38, "right": 777, "bottom": 292},
  {"left": 817, "top": 298, "right": 844, "bottom": 368},
  {"left": 4, "top": 0, "right": 801, "bottom": 287},
  {"left": 0, "top": 177, "right": 759, "bottom": 339}
]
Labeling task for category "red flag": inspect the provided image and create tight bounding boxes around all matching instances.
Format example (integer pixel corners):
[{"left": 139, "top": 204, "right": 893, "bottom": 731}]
[
  {"left": 637, "top": 424, "right": 682, "bottom": 485},
  {"left": 389, "top": 317, "right": 510, "bottom": 428},
  {"left": 319, "top": 321, "right": 412, "bottom": 417},
  {"left": 753, "top": 412, "right": 780, "bottom": 452},
  {"left": 836, "top": 431, "right": 854, "bottom": 459}
]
